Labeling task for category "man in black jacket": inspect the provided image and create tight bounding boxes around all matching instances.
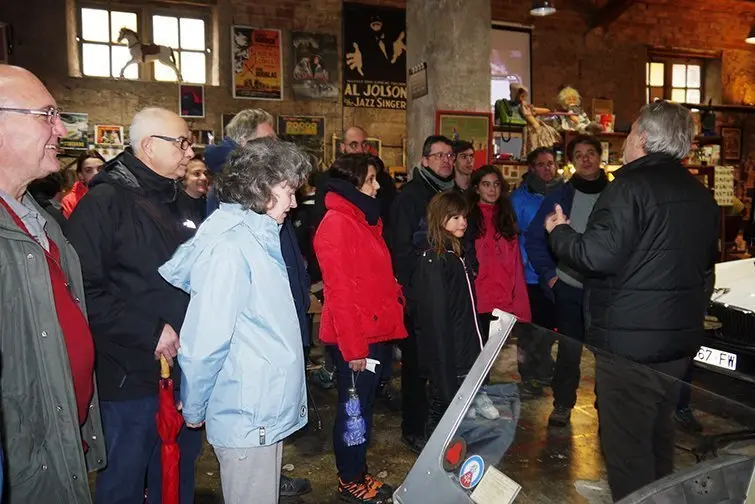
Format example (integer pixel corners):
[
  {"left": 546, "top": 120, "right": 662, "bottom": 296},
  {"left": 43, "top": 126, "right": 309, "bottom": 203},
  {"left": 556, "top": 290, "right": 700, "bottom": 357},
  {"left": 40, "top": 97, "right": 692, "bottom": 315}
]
[
  {"left": 545, "top": 101, "right": 719, "bottom": 501},
  {"left": 66, "top": 107, "right": 203, "bottom": 504},
  {"left": 390, "top": 135, "right": 456, "bottom": 453}
]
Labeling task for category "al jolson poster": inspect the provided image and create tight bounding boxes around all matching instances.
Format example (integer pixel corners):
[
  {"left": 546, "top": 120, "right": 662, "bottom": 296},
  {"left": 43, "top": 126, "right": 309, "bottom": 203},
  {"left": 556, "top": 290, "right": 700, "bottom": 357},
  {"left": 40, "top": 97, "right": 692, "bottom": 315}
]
[{"left": 342, "top": 3, "right": 407, "bottom": 110}]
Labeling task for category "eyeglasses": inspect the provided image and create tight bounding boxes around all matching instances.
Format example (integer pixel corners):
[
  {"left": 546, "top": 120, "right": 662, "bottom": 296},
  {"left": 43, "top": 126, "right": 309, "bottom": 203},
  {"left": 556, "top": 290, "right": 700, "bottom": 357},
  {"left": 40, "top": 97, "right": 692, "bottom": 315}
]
[
  {"left": 150, "top": 135, "right": 193, "bottom": 151},
  {"left": 0, "top": 106, "right": 61, "bottom": 125},
  {"left": 426, "top": 152, "right": 455, "bottom": 161}
]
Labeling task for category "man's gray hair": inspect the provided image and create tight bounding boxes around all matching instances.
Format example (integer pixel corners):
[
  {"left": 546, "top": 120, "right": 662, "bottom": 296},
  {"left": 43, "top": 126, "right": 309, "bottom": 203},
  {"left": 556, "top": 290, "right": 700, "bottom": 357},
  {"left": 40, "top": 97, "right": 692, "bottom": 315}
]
[
  {"left": 215, "top": 137, "right": 312, "bottom": 213},
  {"left": 636, "top": 101, "right": 695, "bottom": 160},
  {"left": 225, "top": 109, "right": 274, "bottom": 144},
  {"left": 129, "top": 107, "right": 173, "bottom": 154}
]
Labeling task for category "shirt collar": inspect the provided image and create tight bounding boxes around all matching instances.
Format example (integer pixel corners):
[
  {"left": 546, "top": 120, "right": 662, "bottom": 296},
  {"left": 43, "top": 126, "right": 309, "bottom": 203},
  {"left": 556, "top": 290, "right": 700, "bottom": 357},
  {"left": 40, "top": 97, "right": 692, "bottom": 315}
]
[{"left": 0, "top": 188, "right": 41, "bottom": 222}]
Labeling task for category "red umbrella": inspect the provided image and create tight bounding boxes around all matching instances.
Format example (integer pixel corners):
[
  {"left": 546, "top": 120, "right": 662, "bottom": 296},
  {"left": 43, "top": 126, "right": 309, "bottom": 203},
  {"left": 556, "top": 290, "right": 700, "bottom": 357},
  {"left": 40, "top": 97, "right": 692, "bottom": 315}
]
[{"left": 157, "top": 356, "right": 183, "bottom": 504}]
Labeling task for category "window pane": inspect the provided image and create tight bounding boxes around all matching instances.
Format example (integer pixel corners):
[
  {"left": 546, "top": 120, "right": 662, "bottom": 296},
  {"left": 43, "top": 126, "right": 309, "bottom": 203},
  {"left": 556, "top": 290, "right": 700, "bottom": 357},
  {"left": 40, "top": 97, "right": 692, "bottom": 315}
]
[
  {"left": 180, "top": 51, "right": 206, "bottom": 84},
  {"left": 112, "top": 46, "right": 138, "bottom": 79},
  {"left": 153, "top": 15, "right": 179, "bottom": 48},
  {"left": 81, "top": 8, "right": 110, "bottom": 42},
  {"left": 180, "top": 18, "right": 205, "bottom": 50},
  {"left": 687, "top": 89, "right": 701, "bottom": 104},
  {"left": 649, "top": 62, "right": 664, "bottom": 87},
  {"left": 111, "top": 11, "right": 138, "bottom": 44},
  {"left": 154, "top": 57, "right": 182, "bottom": 82},
  {"left": 671, "top": 88, "right": 686, "bottom": 103},
  {"left": 672, "top": 64, "right": 687, "bottom": 87},
  {"left": 687, "top": 65, "right": 701, "bottom": 88},
  {"left": 82, "top": 43, "right": 111, "bottom": 76}
]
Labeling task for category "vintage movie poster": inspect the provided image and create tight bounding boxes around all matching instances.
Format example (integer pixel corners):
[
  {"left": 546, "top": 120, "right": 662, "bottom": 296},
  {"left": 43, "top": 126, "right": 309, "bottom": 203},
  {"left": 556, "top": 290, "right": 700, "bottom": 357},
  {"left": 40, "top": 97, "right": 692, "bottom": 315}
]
[
  {"left": 342, "top": 3, "right": 407, "bottom": 110},
  {"left": 277, "top": 116, "right": 327, "bottom": 172},
  {"left": 232, "top": 26, "right": 283, "bottom": 100},
  {"left": 291, "top": 32, "right": 339, "bottom": 101},
  {"left": 179, "top": 84, "right": 205, "bottom": 118},
  {"left": 59, "top": 112, "right": 89, "bottom": 150}
]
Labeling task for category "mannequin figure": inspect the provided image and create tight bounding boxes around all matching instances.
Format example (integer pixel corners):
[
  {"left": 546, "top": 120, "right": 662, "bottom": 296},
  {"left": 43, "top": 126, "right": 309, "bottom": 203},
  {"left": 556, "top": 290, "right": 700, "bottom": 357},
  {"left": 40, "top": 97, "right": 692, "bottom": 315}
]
[
  {"left": 552, "top": 86, "right": 602, "bottom": 134},
  {"left": 510, "top": 83, "right": 562, "bottom": 153}
]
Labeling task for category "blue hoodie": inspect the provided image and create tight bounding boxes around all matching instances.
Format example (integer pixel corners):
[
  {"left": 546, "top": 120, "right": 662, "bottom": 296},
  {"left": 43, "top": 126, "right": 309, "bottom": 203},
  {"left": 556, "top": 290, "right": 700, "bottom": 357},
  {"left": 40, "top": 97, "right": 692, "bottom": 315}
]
[{"left": 204, "top": 137, "right": 238, "bottom": 216}]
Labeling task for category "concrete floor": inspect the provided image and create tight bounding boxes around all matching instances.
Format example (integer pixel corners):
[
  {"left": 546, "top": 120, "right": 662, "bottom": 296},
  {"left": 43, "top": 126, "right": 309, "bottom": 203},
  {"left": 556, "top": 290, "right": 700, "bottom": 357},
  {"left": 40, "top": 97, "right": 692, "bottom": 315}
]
[{"left": 182, "top": 338, "right": 755, "bottom": 504}]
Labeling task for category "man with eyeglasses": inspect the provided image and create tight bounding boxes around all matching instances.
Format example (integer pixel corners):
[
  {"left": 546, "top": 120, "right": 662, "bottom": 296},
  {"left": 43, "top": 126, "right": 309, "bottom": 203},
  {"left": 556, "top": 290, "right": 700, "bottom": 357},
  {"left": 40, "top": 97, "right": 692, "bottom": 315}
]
[
  {"left": 389, "top": 135, "right": 456, "bottom": 454},
  {"left": 452, "top": 140, "right": 475, "bottom": 192},
  {"left": 66, "top": 107, "right": 203, "bottom": 504},
  {"left": 0, "top": 64, "right": 107, "bottom": 503}
]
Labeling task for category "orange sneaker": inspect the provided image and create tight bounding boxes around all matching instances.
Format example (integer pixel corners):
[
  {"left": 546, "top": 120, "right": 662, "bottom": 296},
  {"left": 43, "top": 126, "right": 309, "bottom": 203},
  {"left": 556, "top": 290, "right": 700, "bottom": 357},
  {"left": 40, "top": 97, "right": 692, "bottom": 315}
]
[
  {"left": 338, "top": 477, "right": 391, "bottom": 503},
  {"left": 364, "top": 473, "right": 394, "bottom": 497}
]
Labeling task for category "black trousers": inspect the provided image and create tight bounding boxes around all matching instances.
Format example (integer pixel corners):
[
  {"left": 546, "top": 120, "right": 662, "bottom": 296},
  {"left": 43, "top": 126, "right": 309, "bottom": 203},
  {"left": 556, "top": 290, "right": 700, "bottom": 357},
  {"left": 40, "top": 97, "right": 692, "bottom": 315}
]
[
  {"left": 517, "top": 284, "right": 557, "bottom": 382},
  {"left": 596, "top": 353, "right": 688, "bottom": 501},
  {"left": 552, "top": 282, "right": 586, "bottom": 409},
  {"left": 676, "top": 359, "right": 695, "bottom": 409},
  {"left": 400, "top": 311, "right": 428, "bottom": 437}
]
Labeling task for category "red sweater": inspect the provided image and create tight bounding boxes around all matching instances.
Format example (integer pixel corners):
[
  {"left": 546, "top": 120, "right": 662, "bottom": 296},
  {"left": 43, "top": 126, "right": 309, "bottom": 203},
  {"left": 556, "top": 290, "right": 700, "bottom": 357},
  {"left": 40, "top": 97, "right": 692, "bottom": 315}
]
[
  {"left": 61, "top": 181, "right": 88, "bottom": 218},
  {"left": 0, "top": 198, "right": 95, "bottom": 425},
  {"left": 473, "top": 203, "right": 532, "bottom": 322}
]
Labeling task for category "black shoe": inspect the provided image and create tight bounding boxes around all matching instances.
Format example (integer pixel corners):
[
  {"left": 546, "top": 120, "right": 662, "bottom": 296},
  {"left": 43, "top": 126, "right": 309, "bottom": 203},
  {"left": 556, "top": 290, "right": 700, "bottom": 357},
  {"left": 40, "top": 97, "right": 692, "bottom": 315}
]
[
  {"left": 280, "top": 474, "right": 312, "bottom": 497},
  {"left": 548, "top": 405, "right": 572, "bottom": 427},
  {"left": 519, "top": 380, "right": 544, "bottom": 399},
  {"left": 310, "top": 367, "right": 335, "bottom": 390},
  {"left": 401, "top": 433, "right": 427, "bottom": 455},
  {"left": 674, "top": 407, "right": 703, "bottom": 433}
]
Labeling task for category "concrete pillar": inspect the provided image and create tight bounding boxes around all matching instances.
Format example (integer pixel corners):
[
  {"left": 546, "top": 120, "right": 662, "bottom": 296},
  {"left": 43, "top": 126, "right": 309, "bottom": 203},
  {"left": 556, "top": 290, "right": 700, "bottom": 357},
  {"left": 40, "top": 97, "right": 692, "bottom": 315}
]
[{"left": 406, "top": 0, "right": 491, "bottom": 171}]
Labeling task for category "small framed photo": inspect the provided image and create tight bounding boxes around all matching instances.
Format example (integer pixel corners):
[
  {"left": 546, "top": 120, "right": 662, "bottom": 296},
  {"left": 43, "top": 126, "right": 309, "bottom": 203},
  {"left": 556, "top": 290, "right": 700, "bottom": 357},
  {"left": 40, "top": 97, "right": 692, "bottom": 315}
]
[
  {"left": 721, "top": 127, "right": 742, "bottom": 162},
  {"left": 179, "top": 84, "right": 205, "bottom": 118},
  {"left": 435, "top": 110, "right": 493, "bottom": 168}
]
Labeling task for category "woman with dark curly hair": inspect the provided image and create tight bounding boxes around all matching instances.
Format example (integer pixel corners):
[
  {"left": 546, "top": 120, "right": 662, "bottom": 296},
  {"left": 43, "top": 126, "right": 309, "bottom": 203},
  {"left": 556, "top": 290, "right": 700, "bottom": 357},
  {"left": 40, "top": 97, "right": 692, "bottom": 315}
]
[{"left": 159, "top": 137, "right": 312, "bottom": 504}]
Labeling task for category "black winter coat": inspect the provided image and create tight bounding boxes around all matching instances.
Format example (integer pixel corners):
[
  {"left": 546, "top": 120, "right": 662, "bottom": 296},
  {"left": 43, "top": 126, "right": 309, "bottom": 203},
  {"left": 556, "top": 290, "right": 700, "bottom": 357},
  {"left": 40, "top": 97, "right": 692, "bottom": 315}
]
[
  {"left": 412, "top": 249, "right": 483, "bottom": 405},
  {"left": 66, "top": 150, "right": 193, "bottom": 400},
  {"left": 549, "top": 153, "right": 719, "bottom": 363}
]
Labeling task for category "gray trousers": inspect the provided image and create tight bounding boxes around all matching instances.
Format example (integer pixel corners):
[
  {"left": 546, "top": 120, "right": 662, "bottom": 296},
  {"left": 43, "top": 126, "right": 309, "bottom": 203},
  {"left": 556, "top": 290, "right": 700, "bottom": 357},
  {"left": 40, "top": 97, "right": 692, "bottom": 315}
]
[{"left": 213, "top": 441, "right": 282, "bottom": 504}]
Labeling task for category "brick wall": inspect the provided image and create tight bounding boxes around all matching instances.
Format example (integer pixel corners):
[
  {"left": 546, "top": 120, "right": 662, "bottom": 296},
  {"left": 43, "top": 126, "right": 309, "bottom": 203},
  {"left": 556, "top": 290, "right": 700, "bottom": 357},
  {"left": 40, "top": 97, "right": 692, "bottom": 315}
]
[{"left": 2, "top": 0, "right": 755, "bottom": 167}]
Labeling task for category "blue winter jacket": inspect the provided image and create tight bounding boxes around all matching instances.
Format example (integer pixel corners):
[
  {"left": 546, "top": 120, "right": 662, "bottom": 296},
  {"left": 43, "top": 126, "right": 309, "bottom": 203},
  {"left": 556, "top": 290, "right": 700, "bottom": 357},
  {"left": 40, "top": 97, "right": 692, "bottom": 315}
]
[
  {"left": 510, "top": 181, "right": 546, "bottom": 285},
  {"left": 525, "top": 183, "right": 576, "bottom": 301},
  {"left": 159, "top": 204, "right": 308, "bottom": 448}
]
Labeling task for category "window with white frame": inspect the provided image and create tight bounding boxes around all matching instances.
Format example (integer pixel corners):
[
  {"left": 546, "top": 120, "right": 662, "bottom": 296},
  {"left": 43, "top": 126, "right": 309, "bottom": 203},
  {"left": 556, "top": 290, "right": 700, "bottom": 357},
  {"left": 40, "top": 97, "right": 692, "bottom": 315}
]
[
  {"left": 646, "top": 57, "right": 704, "bottom": 105},
  {"left": 78, "top": 5, "right": 208, "bottom": 84}
]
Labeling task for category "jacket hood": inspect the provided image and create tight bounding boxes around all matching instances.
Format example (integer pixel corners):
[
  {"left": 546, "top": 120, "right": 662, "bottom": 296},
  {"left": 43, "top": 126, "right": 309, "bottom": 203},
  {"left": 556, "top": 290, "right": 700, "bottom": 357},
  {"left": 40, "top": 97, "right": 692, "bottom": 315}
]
[
  {"left": 90, "top": 149, "right": 180, "bottom": 202},
  {"left": 159, "top": 203, "right": 279, "bottom": 293},
  {"left": 204, "top": 137, "right": 239, "bottom": 173}
]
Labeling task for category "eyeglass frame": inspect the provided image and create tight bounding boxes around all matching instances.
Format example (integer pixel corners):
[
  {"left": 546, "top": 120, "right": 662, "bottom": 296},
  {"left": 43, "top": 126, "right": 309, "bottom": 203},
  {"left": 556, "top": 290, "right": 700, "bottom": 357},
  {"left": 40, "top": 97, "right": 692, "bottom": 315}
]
[
  {"left": 150, "top": 135, "right": 193, "bottom": 151},
  {"left": 0, "top": 106, "right": 61, "bottom": 125},
  {"left": 425, "top": 151, "right": 456, "bottom": 161}
]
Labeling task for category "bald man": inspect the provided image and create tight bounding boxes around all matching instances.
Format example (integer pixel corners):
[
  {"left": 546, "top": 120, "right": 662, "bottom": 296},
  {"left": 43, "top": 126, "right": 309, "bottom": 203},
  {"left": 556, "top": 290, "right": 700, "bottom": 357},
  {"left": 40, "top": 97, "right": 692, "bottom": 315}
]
[
  {"left": 66, "top": 107, "right": 203, "bottom": 504},
  {"left": 0, "top": 64, "right": 106, "bottom": 503}
]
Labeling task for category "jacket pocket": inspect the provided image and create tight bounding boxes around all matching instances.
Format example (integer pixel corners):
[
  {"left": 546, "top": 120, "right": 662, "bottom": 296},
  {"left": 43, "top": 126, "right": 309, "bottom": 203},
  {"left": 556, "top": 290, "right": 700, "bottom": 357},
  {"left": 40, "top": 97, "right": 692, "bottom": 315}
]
[
  {"left": 4, "top": 397, "right": 46, "bottom": 487},
  {"left": 242, "top": 364, "right": 287, "bottom": 431}
]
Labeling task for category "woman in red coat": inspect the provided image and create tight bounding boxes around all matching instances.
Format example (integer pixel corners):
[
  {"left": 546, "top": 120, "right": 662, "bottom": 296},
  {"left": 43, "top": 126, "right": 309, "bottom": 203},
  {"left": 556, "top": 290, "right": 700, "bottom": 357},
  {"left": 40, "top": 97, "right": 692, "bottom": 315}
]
[
  {"left": 61, "top": 150, "right": 104, "bottom": 218},
  {"left": 314, "top": 153, "right": 406, "bottom": 504}
]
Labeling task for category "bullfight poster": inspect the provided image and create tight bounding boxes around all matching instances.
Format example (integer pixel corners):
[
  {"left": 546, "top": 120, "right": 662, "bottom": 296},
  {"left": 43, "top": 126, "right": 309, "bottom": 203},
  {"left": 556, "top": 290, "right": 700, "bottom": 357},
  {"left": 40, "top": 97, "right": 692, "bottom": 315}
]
[
  {"left": 291, "top": 32, "right": 339, "bottom": 101},
  {"left": 342, "top": 3, "right": 407, "bottom": 110},
  {"left": 232, "top": 26, "right": 283, "bottom": 100},
  {"left": 277, "top": 115, "right": 327, "bottom": 172}
]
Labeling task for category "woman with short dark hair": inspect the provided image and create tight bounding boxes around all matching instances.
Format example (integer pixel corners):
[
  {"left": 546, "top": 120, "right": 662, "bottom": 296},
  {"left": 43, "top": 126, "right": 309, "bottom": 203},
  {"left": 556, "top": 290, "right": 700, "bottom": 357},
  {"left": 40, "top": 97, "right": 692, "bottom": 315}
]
[
  {"left": 159, "top": 137, "right": 312, "bottom": 504},
  {"left": 61, "top": 150, "right": 105, "bottom": 217},
  {"left": 314, "top": 153, "right": 407, "bottom": 504}
]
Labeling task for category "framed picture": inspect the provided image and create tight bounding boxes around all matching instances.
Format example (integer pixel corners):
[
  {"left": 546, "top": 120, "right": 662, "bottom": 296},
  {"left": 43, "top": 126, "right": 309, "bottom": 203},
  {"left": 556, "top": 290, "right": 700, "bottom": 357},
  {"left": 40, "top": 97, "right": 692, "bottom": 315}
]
[
  {"left": 179, "top": 84, "right": 205, "bottom": 118},
  {"left": 331, "top": 134, "right": 382, "bottom": 164},
  {"left": 722, "top": 127, "right": 742, "bottom": 162},
  {"left": 435, "top": 110, "right": 493, "bottom": 168},
  {"left": 94, "top": 125, "right": 124, "bottom": 146},
  {"left": 232, "top": 26, "right": 283, "bottom": 100}
]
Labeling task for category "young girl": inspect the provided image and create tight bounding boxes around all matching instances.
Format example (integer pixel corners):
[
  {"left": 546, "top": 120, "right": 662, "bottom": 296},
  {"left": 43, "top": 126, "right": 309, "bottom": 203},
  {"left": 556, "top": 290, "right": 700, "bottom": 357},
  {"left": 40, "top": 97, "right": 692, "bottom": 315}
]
[
  {"left": 466, "top": 165, "right": 531, "bottom": 340},
  {"left": 412, "top": 191, "right": 499, "bottom": 437}
]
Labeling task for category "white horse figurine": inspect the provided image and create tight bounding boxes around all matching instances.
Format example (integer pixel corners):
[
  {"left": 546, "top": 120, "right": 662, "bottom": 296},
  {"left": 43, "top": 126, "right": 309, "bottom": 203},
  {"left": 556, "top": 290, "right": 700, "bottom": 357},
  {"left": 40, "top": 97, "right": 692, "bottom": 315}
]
[{"left": 117, "top": 27, "right": 183, "bottom": 81}]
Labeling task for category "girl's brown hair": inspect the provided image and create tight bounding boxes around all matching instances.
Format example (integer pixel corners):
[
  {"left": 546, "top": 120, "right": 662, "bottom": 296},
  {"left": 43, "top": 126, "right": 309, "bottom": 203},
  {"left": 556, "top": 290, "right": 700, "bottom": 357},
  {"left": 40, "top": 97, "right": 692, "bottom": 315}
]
[{"left": 426, "top": 191, "right": 470, "bottom": 257}]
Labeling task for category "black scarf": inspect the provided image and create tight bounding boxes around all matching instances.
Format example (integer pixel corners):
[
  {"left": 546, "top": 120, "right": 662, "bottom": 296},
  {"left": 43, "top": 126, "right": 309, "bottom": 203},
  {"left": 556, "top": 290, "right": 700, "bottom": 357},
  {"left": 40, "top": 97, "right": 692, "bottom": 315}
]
[
  {"left": 418, "top": 166, "right": 455, "bottom": 193},
  {"left": 326, "top": 177, "right": 382, "bottom": 225},
  {"left": 524, "top": 170, "right": 564, "bottom": 196},
  {"left": 569, "top": 170, "right": 608, "bottom": 194}
]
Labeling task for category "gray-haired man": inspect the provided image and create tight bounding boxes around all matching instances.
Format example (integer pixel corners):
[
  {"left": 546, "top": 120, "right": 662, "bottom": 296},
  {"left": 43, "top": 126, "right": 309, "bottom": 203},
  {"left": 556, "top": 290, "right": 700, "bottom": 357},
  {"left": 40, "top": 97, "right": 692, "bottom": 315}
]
[{"left": 545, "top": 101, "right": 719, "bottom": 500}]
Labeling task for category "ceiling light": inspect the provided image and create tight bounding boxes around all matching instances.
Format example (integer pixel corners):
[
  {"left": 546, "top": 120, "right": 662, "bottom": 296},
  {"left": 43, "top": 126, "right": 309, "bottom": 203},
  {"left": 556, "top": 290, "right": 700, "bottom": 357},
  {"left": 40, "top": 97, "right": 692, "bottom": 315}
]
[
  {"left": 746, "top": 25, "right": 755, "bottom": 44},
  {"left": 531, "top": 0, "right": 557, "bottom": 16}
]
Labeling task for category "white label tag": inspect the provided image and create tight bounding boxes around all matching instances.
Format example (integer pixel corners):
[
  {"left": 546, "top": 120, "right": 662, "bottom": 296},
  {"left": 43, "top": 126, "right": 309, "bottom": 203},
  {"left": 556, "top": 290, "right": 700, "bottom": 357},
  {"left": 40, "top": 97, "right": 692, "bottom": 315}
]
[
  {"left": 365, "top": 358, "right": 380, "bottom": 374},
  {"left": 470, "top": 466, "right": 521, "bottom": 504}
]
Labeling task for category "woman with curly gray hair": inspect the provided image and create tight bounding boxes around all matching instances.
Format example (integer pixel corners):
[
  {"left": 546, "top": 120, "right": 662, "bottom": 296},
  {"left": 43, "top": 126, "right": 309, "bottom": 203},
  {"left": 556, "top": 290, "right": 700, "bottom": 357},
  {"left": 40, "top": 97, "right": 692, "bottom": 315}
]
[{"left": 159, "top": 137, "right": 313, "bottom": 504}]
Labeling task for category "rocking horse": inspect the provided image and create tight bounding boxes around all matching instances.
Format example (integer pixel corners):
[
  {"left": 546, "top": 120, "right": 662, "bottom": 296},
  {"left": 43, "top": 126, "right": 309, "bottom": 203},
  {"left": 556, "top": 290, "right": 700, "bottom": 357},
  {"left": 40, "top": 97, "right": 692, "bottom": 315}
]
[{"left": 117, "top": 27, "right": 183, "bottom": 81}]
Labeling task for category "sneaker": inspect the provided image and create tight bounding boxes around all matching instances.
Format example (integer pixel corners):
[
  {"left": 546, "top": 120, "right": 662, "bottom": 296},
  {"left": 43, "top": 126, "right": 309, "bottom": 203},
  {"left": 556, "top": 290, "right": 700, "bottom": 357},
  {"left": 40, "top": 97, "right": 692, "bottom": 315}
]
[
  {"left": 364, "top": 473, "right": 394, "bottom": 497},
  {"left": 519, "top": 380, "right": 544, "bottom": 399},
  {"left": 473, "top": 392, "right": 500, "bottom": 420},
  {"left": 674, "top": 407, "right": 703, "bottom": 433},
  {"left": 280, "top": 474, "right": 312, "bottom": 497},
  {"left": 338, "top": 478, "right": 391, "bottom": 503},
  {"left": 465, "top": 405, "right": 477, "bottom": 420},
  {"left": 548, "top": 405, "right": 572, "bottom": 427},
  {"left": 310, "top": 367, "right": 335, "bottom": 390}
]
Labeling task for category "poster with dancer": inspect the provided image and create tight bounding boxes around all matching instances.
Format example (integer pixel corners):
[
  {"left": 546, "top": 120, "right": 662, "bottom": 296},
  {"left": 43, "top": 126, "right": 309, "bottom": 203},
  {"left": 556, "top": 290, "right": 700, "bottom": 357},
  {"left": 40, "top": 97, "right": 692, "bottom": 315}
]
[
  {"left": 342, "top": 3, "right": 407, "bottom": 110},
  {"left": 291, "top": 32, "right": 339, "bottom": 101},
  {"left": 232, "top": 26, "right": 283, "bottom": 100},
  {"left": 277, "top": 116, "right": 326, "bottom": 172}
]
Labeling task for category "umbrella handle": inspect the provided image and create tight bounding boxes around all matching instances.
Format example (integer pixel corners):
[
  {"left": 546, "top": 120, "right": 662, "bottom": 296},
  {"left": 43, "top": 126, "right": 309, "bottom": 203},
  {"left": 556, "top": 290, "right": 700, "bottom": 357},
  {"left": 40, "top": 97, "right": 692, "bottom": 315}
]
[{"left": 160, "top": 356, "right": 171, "bottom": 379}]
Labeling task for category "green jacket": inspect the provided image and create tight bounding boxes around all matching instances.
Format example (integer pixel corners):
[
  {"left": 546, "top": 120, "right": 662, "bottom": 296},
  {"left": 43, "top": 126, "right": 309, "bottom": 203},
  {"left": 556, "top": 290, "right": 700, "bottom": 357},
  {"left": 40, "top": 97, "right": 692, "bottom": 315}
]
[{"left": 0, "top": 194, "right": 106, "bottom": 503}]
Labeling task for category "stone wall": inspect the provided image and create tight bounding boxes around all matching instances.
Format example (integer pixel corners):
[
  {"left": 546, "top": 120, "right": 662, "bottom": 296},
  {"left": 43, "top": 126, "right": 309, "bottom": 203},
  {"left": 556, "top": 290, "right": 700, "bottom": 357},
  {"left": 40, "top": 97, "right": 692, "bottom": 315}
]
[{"left": 2, "top": 0, "right": 755, "bottom": 166}]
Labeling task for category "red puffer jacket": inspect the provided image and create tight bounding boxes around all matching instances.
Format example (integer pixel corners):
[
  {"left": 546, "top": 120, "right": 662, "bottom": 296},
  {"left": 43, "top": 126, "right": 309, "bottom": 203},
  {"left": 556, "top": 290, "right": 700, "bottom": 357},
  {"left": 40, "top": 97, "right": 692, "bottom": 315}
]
[{"left": 314, "top": 192, "right": 407, "bottom": 361}]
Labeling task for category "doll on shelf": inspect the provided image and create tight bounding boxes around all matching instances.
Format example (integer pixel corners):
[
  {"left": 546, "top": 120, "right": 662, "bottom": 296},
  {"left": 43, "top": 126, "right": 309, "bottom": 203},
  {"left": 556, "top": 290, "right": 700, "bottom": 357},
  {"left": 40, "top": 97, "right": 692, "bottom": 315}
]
[
  {"left": 552, "top": 86, "right": 603, "bottom": 134},
  {"left": 510, "top": 83, "right": 562, "bottom": 153}
]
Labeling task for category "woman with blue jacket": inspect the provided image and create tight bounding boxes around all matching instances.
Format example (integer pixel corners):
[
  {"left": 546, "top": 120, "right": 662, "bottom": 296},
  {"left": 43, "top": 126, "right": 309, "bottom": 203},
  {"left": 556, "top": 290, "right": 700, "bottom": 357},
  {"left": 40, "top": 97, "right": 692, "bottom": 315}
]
[{"left": 159, "top": 137, "right": 312, "bottom": 504}]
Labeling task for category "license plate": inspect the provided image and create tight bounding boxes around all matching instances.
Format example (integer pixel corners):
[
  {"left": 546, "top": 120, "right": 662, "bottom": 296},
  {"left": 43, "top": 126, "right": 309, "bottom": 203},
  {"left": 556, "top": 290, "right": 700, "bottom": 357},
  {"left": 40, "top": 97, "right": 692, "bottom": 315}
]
[{"left": 694, "top": 345, "right": 737, "bottom": 371}]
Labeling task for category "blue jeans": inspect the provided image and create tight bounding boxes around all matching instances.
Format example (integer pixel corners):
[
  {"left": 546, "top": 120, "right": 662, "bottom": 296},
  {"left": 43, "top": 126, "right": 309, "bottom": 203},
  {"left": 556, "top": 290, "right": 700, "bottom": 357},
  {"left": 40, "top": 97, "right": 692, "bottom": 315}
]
[{"left": 94, "top": 396, "right": 204, "bottom": 504}]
